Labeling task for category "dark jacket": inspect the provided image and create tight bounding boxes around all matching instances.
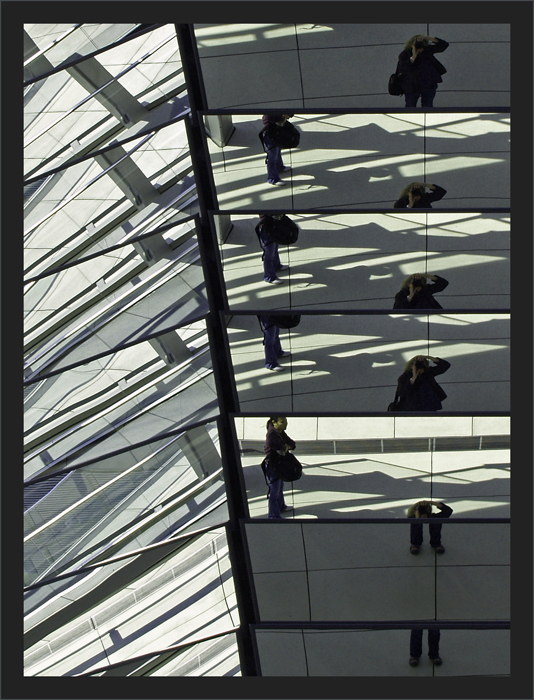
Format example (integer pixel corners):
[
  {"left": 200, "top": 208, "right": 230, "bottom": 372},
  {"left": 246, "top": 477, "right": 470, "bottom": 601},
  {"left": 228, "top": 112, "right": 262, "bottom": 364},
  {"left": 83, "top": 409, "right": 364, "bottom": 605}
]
[
  {"left": 393, "top": 276, "right": 449, "bottom": 309},
  {"left": 394, "top": 185, "right": 446, "bottom": 208},
  {"left": 409, "top": 503, "right": 454, "bottom": 519},
  {"left": 262, "top": 113, "right": 284, "bottom": 130},
  {"left": 395, "top": 358, "right": 451, "bottom": 411},
  {"left": 398, "top": 38, "right": 449, "bottom": 92},
  {"left": 264, "top": 423, "right": 296, "bottom": 464}
]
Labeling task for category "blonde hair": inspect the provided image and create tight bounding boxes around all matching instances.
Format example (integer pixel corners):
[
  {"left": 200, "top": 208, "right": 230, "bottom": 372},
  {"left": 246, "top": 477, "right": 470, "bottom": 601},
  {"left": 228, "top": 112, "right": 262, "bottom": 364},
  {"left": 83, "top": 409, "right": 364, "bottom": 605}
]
[
  {"left": 403, "top": 35, "right": 430, "bottom": 51},
  {"left": 399, "top": 182, "right": 424, "bottom": 199},
  {"left": 403, "top": 356, "right": 429, "bottom": 373},
  {"left": 407, "top": 501, "right": 432, "bottom": 517},
  {"left": 400, "top": 274, "right": 428, "bottom": 291}
]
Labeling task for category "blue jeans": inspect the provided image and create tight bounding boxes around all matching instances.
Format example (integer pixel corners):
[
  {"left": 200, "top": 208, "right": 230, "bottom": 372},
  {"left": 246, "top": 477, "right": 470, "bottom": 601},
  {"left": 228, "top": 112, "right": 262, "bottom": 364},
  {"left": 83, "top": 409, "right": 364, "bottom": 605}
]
[
  {"left": 259, "top": 230, "right": 281, "bottom": 282},
  {"left": 263, "top": 134, "right": 284, "bottom": 183},
  {"left": 410, "top": 629, "right": 440, "bottom": 659},
  {"left": 265, "top": 463, "right": 286, "bottom": 518},
  {"left": 404, "top": 88, "right": 437, "bottom": 108},
  {"left": 262, "top": 322, "right": 283, "bottom": 369}
]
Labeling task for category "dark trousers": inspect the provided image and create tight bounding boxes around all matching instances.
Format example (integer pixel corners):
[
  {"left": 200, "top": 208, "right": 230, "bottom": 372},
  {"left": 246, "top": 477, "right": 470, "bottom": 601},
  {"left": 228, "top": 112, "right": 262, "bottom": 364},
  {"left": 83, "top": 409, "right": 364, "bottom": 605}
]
[
  {"left": 265, "top": 463, "right": 286, "bottom": 518},
  {"left": 404, "top": 87, "right": 437, "bottom": 108},
  {"left": 410, "top": 522, "right": 442, "bottom": 547},
  {"left": 410, "top": 628, "right": 440, "bottom": 659}
]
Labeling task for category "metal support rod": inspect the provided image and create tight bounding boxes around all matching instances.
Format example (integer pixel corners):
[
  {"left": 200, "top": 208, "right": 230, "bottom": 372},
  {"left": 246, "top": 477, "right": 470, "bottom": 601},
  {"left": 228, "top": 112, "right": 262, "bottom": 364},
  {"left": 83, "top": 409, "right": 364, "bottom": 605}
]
[{"left": 175, "top": 23, "right": 259, "bottom": 676}]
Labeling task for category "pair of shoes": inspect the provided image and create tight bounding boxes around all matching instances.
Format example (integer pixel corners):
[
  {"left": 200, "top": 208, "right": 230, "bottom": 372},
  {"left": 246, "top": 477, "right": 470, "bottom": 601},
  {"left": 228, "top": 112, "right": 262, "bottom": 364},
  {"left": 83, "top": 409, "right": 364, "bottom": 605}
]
[
  {"left": 410, "top": 545, "right": 420, "bottom": 554},
  {"left": 433, "top": 545, "right": 445, "bottom": 554},
  {"left": 431, "top": 657, "right": 442, "bottom": 666},
  {"left": 268, "top": 516, "right": 282, "bottom": 520},
  {"left": 281, "top": 505, "right": 293, "bottom": 512},
  {"left": 409, "top": 657, "right": 419, "bottom": 667},
  {"left": 266, "top": 365, "right": 284, "bottom": 372},
  {"left": 265, "top": 277, "right": 283, "bottom": 285},
  {"left": 280, "top": 165, "right": 291, "bottom": 172},
  {"left": 268, "top": 180, "right": 286, "bottom": 187},
  {"left": 278, "top": 350, "right": 291, "bottom": 358}
]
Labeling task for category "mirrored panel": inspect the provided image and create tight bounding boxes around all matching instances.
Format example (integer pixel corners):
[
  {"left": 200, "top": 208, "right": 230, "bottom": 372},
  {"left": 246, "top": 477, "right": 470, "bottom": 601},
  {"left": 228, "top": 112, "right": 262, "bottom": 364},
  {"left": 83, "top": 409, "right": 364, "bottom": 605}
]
[
  {"left": 215, "top": 211, "right": 510, "bottom": 310},
  {"left": 206, "top": 113, "right": 510, "bottom": 210},
  {"left": 243, "top": 521, "right": 510, "bottom": 622},
  {"left": 252, "top": 627, "right": 510, "bottom": 676},
  {"left": 235, "top": 415, "right": 510, "bottom": 520},
  {"left": 195, "top": 24, "right": 510, "bottom": 109},
  {"left": 225, "top": 312, "right": 510, "bottom": 412}
]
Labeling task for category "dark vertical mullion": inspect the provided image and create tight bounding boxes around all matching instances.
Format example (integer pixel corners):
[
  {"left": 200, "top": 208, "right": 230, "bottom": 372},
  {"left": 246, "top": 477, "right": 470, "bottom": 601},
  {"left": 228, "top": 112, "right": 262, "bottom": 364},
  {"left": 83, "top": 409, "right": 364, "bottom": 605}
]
[{"left": 175, "top": 23, "right": 259, "bottom": 676}]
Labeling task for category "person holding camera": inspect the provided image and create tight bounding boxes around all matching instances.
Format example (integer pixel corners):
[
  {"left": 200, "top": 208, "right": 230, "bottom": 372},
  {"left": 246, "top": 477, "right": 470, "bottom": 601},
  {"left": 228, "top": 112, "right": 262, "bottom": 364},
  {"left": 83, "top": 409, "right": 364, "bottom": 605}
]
[
  {"left": 407, "top": 499, "right": 453, "bottom": 554},
  {"left": 394, "top": 181, "right": 447, "bottom": 208},
  {"left": 398, "top": 35, "right": 449, "bottom": 108},
  {"left": 261, "top": 113, "right": 293, "bottom": 186},
  {"left": 393, "top": 355, "right": 451, "bottom": 411},
  {"left": 393, "top": 273, "right": 449, "bottom": 309},
  {"left": 263, "top": 416, "right": 296, "bottom": 519}
]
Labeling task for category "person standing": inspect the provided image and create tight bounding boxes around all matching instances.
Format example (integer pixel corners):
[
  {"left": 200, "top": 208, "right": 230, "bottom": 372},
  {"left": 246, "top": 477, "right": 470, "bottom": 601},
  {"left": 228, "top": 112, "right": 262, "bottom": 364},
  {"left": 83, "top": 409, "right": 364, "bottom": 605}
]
[
  {"left": 394, "top": 182, "right": 447, "bottom": 208},
  {"left": 255, "top": 214, "right": 289, "bottom": 284},
  {"left": 393, "top": 273, "right": 449, "bottom": 309},
  {"left": 398, "top": 35, "right": 449, "bottom": 108},
  {"left": 261, "top": 113, "right": 292, "bottom": 186},
  {"left": 409, "top": 628, "right": 442, "bottom": 666},
  {"left": 407, "top": 499, "right": 453, "bottom": 554},
  {"left": 263, "top": 416, "right": 296, "bottom": 519}
]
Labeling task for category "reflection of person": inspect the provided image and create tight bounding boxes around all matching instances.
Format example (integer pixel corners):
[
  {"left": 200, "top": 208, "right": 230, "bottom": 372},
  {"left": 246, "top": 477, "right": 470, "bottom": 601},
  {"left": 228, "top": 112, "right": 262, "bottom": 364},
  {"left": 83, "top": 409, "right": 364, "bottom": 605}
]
[
  {"left": 407, "top": 500, "right": 453, "bottom": 554},
  {"left": 395, "top": 355, "right": 451, "bottom": 411},
  {"left": 398, "top": 35, "right": 449, "bottom": 108},
  {"left": 393, "top": 274, "right": 449, "bottom": 309},
  {"left": 263, "top": 417, "right": 295, "bottom": 519},
  {"left": 394, "top": 182, "right": 446, "bottom": 208},
  {"left": 259, "top": 316, "right": 291, "bottom": 371},
  {"left": 261, "top": 113, "right": 292, "bottom": 186},
  {"left": 409, "top": 628, "right": 442, "bottom": 666},
  {"left": 256, "top": 214, "right": 288, "bottom": 284}
]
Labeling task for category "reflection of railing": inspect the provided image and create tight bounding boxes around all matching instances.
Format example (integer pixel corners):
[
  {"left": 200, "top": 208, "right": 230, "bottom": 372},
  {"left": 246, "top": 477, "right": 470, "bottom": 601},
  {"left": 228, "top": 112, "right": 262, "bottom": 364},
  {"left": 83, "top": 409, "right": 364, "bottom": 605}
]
[
  {"left": 240, "top": 434, "right": 510, "bottom": 456},
  {"left": 75, "top": 627, "right": 239, "bottom": 677},
  {"left": 24, "top": 528, "right": 236, "bottom": 675},
  {"left": 24, "top": 240, "right": 201, "bottom": 373},
  {"left": 24, "top": 463, "right": 226, "bottom": 584},
  {"left": 24, "top": 347, "right": 213, "bottom": 469}
]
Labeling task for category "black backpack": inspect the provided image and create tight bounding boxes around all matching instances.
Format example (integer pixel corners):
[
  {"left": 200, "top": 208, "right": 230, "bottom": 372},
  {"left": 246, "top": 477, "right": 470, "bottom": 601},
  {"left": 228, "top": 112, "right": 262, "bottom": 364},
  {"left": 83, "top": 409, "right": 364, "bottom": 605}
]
[
  {"left": 267, "top": 314, "right": 301, "bottom": 329},
  {"left": 261, "top": 453, "right": 303, "bottom": 483},
  {"left": 260, "top": 121, "right": 301, "bottom": 150},
  {"left": 256, "top": 215, "right": 299, "bottom": 245}
]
